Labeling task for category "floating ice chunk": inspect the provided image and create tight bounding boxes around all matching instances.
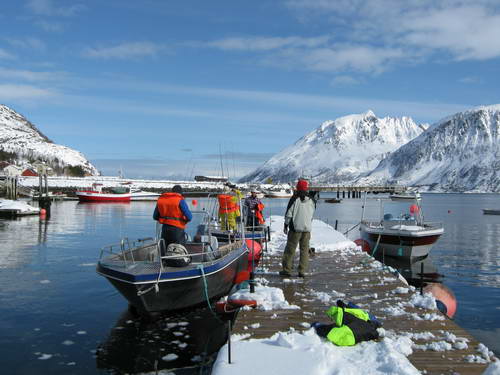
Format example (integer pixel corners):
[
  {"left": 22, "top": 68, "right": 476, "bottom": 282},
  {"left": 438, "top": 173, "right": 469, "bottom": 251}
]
[
  {"left": 250, "top": 323, "right": 260, "bottom": 329},
  {"left": 393, "top": 287, "right": 409, "bottom": 294},
  {"left": 482, "top": 360, "right": 500, "bottom": 374},
  {"left": 40, "top": 280, "right": 51, "bottom": 284},
  {"left": 37, "top": 354, "right": 52, "bottom": 360},
  {"left": 77, "top": 331, "right": 87, "bottom": 335},
  {"left": 62, "top": 340, "right": 74, "bottom": 346},
  {"left": 162, "top": 353, "right": 178, "bottom": 361}
]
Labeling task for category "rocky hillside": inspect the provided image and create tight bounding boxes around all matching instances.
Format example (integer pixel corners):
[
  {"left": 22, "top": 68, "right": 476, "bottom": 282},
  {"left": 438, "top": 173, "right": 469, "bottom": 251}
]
[{"left": 0, "top": 104, "right": 98, "bottom": 176}]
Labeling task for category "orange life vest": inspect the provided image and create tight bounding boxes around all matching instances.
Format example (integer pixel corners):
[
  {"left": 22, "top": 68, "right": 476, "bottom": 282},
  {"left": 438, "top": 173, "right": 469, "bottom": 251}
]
[
  {"left": 157, "top": 192, "right": 187, "bottom": 229},
  {"left": 255, "top": 202, "right": 265, "bottom": 225},
  {"left": 218, "top": 194, "right": 238, "bottom": 214}
]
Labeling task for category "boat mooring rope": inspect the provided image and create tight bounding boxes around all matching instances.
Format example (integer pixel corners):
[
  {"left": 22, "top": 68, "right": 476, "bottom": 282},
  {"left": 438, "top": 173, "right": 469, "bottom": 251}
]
[{"left": 197, "top": 264, "right": 225, "bottom": 324}]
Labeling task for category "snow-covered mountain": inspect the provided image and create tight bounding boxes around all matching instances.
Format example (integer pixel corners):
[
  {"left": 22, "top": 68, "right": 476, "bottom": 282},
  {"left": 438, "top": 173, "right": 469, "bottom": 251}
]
[
  {"left": 357, "top": 105, "right": 500, "bottom": 192},
  {"left": 0, "top": 104, "right": 98, "bottom": 176},
  {"left": 240, "top": 110, "right": 426, "bottom": 183}
]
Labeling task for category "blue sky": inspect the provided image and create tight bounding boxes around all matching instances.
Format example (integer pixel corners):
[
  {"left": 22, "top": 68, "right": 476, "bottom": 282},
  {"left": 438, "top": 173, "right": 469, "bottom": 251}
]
[{"left": 1, "top": 0, "right": 499, "bottom": 179}]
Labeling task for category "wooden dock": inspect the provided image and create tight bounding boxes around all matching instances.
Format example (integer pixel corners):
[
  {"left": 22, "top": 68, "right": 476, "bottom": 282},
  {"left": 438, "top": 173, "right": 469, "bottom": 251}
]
[{"left": 233, "top": 251, "right": 492, "bottom": 375}]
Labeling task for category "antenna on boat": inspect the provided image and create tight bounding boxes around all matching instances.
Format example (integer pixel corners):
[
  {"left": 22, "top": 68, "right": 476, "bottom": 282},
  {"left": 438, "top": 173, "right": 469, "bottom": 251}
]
[
  {"left": 219, "top": 143, "right": 225, "bottom": 180},
  {"left": 361, "top": 191, "right": 367, "bottom": 222}
]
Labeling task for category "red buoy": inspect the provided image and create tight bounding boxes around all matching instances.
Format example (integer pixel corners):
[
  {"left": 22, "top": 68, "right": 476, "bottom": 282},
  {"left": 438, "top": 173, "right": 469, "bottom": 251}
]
[
  {"left": 39, "top": 208, "right": 46, "bottom": 217},
  {"left": 192, "top": 199, "right": 198, "bottom": 206},
  {"left": 215, "top": 298, "right": 258, "bottom": 313},
  {"left": 424, "top": 283, "right": 457, "bottom": 319},
  {"left": 354, "top": 238, "right": 371, "bottom": 253},
  {"left": 245, "top": 239, "right": 262, "bottom": 271},
  {"left": 410, "top": 204, "right": 419, "bottom": 214}
]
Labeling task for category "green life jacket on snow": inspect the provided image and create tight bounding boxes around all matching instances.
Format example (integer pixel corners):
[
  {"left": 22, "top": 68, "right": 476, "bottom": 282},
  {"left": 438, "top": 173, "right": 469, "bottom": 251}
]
[{"left": 321, "top": 301, "right": 379, "bottom": 346}]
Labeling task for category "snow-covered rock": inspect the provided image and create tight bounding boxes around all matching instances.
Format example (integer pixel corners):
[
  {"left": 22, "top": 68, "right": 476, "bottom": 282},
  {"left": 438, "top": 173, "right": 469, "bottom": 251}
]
[
  {"left": 0, "top": 104, "right": 98, "bottom": 176},
  {"left": 358, "top": 105, "right": 500, "bottom": 192},
  {"left": 240, "top": 110, "right": 426, "bottom": 184}
]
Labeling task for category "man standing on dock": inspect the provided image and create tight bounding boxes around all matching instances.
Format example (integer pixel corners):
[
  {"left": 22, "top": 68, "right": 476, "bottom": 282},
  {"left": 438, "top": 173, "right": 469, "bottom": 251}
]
[
  {"left": 280, "top": 179, "right": 317, "bottom": 278},
  {"left": 244, "top": 189, "right": 265, "bottom": 228},
  {"left": 153, "top": 185, "right": 192, "bottom": 249}
]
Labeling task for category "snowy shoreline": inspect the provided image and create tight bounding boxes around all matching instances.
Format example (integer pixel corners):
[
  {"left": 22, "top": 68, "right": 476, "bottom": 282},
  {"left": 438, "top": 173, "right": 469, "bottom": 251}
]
[{"left": 12, "top": 176, "right": 500, "bottom": 194}]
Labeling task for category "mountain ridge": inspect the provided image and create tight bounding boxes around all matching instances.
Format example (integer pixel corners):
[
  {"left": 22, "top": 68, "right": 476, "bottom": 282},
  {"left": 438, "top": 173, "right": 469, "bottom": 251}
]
[{"left": 240, "top": 110, "right": 427, "bottom": 184}]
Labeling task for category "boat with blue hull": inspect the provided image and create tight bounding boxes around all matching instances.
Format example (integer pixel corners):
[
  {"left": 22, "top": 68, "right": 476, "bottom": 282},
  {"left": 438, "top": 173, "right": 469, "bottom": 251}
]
[{"left": 97, "top": 211, "right": 249, "bottom": 313}]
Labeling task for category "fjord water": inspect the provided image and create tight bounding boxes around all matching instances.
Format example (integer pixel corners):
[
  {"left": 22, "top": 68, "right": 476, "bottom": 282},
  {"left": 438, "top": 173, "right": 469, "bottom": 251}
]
[
  {"left": 0, "top": 201, "right": 228, "bottom": 374},
  {"left": 0, "top": 194, "right": 498, "bottom": 374}
]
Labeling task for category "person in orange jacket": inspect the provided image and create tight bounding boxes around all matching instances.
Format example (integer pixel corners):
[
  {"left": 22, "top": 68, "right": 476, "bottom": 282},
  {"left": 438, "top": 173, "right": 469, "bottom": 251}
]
[{"left": 153, "top": 185, "right": 192, "bottom": 248}]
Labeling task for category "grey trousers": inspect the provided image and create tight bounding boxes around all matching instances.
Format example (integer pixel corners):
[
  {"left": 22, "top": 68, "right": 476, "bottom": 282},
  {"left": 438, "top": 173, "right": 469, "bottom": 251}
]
[{"left": 281, "top": 230, "right": 311, "bottom": 274}]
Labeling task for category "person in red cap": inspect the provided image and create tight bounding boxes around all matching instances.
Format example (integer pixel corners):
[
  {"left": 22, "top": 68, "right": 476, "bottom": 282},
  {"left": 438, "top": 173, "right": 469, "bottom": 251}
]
[{"left": 280, "top": 179, "right": 317, "bottom": 277}]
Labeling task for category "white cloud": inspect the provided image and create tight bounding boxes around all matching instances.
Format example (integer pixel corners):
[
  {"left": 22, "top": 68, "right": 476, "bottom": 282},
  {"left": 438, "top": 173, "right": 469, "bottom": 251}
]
[
  {"left": 294, "top": 45, "right": 404, "bottom": 73},
  {"left": 0, "top": 48, "right": 16, "bottom": 60},
  {"left": 207, "top": 36, "right": 330, "bottom": 51},
  {"left": 82, "top": 42, "right": 165, "bottom": 59},
  {"left": 331, "top": 75, "right": 361, "bottom": 86},
  {"left": 35, "top": 20, "right": 64, "bottom": 32},
  {"left": 4, "top": 37, "right": 46, "bottom": 51},
  {"left": 401, "top": 6, "right": 500, "bottom": 60},
  {"left": 0, "top": 84, "right": 56, "bottom": 100},
  {"left": 459, "top": 76, "right": 481, "bottom": 84},
  {"left": 285, "top": 0, "right": 500, "bottom": 62},
  {"left": 0, "top": 67, "right": 66, "bottom": 82},
  {"left": 26, "top": 0, "right": 85, "bottom": 17}
]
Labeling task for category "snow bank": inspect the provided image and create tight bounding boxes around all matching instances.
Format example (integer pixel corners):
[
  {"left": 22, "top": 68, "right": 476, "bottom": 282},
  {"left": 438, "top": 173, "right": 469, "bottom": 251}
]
[
  {"left": 266, "top": 216, "right": 357, "bottom": 255},
  {"left": 213, "top": 329, "right": 420, "bottom": 375}
]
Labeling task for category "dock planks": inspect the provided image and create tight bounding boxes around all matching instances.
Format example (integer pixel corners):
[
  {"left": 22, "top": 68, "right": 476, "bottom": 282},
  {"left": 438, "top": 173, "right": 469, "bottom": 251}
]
[{"left": 232, "top": 251, "right": 491, "bottom": 375}]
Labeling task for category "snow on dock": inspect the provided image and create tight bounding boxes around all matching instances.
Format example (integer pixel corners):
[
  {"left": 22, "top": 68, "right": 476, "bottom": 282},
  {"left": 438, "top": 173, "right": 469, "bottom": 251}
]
[{"left": 213, "top": 216, "right": 498, "bottom": 375}]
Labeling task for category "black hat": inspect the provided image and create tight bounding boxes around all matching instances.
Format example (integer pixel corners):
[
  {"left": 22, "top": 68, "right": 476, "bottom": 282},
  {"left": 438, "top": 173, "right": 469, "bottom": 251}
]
[{"left": 172, "top": 185, "right": 183, "bottom": 194}]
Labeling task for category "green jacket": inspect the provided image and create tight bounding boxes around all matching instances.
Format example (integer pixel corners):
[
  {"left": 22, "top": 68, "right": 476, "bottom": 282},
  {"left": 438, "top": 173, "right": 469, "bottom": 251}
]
[{"left": 324, "top": 305, "right": 376, "bottom": 346}]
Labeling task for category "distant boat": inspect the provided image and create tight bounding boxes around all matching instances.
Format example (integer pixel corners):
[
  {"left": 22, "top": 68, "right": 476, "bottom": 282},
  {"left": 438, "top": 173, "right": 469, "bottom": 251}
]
[
  {"left": 325, "top": 198, "right": 342, "bottom": 203},
  {"left": 76, "top": 183, "right": 131, "bottom": 203},
  {"left": 245, "top": 191, "right": 265, "bottom": 199},
  {"left": 0, "top": 198, "right": 40, "bottom": 217},
  {"left": 130, "top": 188, "right": 160, "bottom": 201},
  {"left": 263, "top": 187, "right": 293, "bottom": 198},
  {"left": 389, "top": 191, "right": 421, "bottom": 201},
  {"left": 356, "top": 192, "right": 444, "bottom": 258},
  {"left": 483, "top": 209, "right": 500, "bottom": 215}
]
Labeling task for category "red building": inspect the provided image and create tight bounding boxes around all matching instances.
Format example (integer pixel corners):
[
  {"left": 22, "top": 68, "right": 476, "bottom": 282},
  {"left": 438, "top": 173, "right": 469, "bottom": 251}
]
[{"left": 21, "top": 168, "right": 38, "bottom": 177}]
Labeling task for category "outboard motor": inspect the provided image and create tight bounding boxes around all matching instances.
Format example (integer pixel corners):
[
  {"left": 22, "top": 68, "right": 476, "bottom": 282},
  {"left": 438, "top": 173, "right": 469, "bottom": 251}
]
[{"left": 164, "top": 243, "right": 191, "bottom": 267}]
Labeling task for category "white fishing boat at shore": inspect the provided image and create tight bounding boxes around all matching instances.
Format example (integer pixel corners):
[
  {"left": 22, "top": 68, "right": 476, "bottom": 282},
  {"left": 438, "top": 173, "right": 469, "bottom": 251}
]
[
  {"left": 0, "top": 199, "right": 40, "bottom": 217},
  {"left": 130, "top": 188, "right": 160, "bottom": 201}
]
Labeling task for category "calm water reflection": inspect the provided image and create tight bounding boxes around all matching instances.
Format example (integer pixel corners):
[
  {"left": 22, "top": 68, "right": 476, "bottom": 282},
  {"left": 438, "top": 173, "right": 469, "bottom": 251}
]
[{"left": 0, "top": 193, "right": 498, "bottom": 374}]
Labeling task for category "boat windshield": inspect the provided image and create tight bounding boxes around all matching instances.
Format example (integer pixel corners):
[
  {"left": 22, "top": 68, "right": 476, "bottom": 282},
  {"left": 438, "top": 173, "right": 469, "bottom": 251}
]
[
  {"left": 382, "top": 200, "right": 422, "bottom": 223},
  {"left": 184, "top": 211, "right": 209, "bottom": 241}
]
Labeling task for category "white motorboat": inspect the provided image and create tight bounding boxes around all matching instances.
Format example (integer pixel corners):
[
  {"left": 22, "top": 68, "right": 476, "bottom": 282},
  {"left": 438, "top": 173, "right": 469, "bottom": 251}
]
[
  {"left": 356, "top": 193, "right": 444, "bottom": 258},
  {"left": 263, "top": 186, "right": 293, "bottom": 198},
  {"left": 130, "top": 188, "right": 160, "bottom": 201},
  {"left": 0, "top": 199, "right": 40, "bottom": 217}
]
